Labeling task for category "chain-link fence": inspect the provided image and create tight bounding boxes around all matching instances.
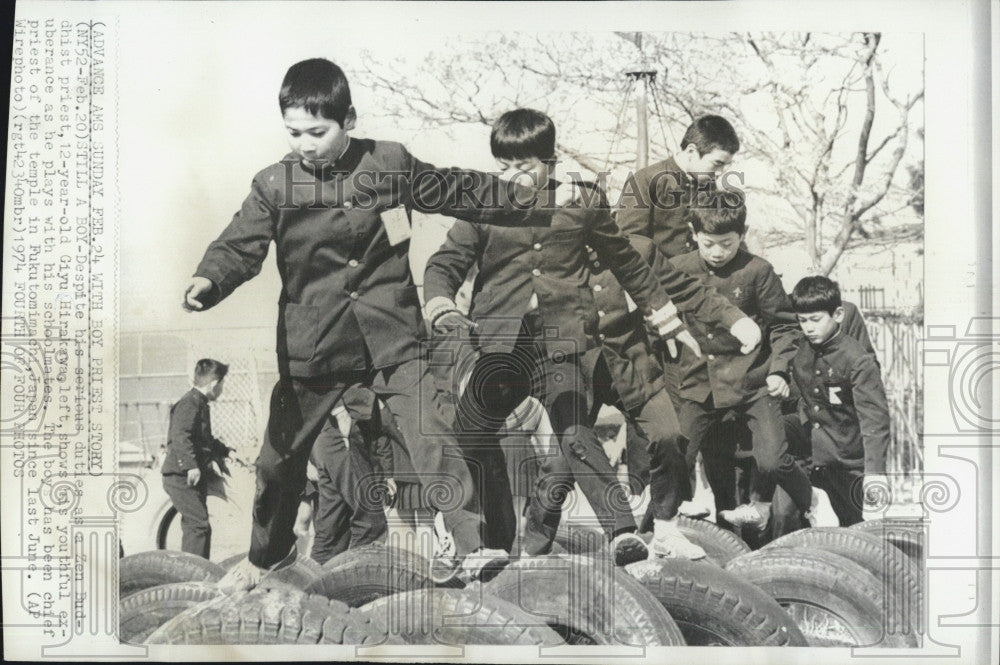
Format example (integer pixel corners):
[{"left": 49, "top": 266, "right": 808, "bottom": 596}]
[{"left": 118, "top": 329, "right": 277, "bottom": 468}]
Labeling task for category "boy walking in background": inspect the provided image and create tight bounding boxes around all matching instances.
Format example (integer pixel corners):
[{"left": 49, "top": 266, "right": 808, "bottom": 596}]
[
  {"left": 184, "top": 59, "right": 579, "bottom": 590},
  {"left": 423, "top": 108, "right": 705, "bottom": 567},
  {"left": 783, "top": 276, "right": 890, "bottom": 526},
  {"left": 161, "top": 359, "right": 232, "bottom": 559},
  {"left": 670, "top": 193, "right": 839, "bottom": 531}
]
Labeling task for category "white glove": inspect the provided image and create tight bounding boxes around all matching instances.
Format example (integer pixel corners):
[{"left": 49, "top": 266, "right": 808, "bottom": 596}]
[{"left": 730, "top": 317, "right": 762, "bottom": 354}]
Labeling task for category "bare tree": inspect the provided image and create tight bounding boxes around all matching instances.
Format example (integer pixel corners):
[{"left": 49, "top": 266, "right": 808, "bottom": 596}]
[{"left": 353, "top": 32, "right": 923, "bottom": 275}]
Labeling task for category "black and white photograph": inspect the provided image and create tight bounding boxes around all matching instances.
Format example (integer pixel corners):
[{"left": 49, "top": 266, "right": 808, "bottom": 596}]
[{"left": 2, "top": 1, "right": 996, "bottom": 662}]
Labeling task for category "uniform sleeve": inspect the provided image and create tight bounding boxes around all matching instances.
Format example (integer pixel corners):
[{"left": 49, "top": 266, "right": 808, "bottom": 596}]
[
  {"left": 616, "top": 167, "right": 652, "bottom": 237},
  {"left": 403, "top": 149, "right": 554, "bottom": 228},
  {"left": 167, "top": 398, "right": 201, "bottom": 472},
  {"left": 422, "top": 220, "right": 486, "bottom": 317},
  {"left": 851, "top": 354, "right": 891, "bottom": 475},
  {"left": 193, "top": 176, "right": 277, "bottom": 309},
  {"left": 757, "top": 263, "right": 800, "bottom": 378},
  {"left": 587, "top": 192, "right": 670, "bottom": 313},
  {"left": 842, "top": 302, "right": 877, "bottom": 358},
  {"left": 655, "top": 249, "right": 745, "bottom": 329}
]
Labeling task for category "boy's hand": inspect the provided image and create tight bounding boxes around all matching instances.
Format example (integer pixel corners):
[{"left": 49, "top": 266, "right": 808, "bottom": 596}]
[
  {"left": 602, "top": 432, "right": 627, "bottom": 467},
  {"left": 730, "top": 317, "right": 762, "bottom": 354},
  {"left": 183, "top": 277, "right": 213, "bottom": 311},
  {"left": 862, "top": 473, "right": 890, "bottom": 520},
  {"left": 766, "top": 374, "right": 790, "bottom": 398},
  {"left": 306, "top": 462, "right": 319, "bottom": 483},
  {"left": 186, "top": 467, "right": 201, "bottom": 487},
  {"left": 665, "top": 329, "right": 702, "bottom": 360},
  {"left": 433, "top": 311, "right": 477, "bottom": 335},
  {"left": 385, "top": 477, "right": 398, "bottom": 507}
]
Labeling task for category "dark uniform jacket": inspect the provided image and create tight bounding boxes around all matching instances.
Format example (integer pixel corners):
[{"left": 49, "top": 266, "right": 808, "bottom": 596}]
[
  {"left": 423, "top": 182, "right": 678, "bottom": 360},
  {"left": 162, "top": 389, "right": 221, "bottom": 475},
  {"left": 616, "top": 156, "right": 696, "bottom": 259},
  {"left": 192, "top": 139, "right": 556, "bottom": 377},
  {"left": 671, "top": 248, "right": 799, "bottom": 408},
  {"left": 790, "top": 331, "right": 890, "bottom": 474},
  {"left": 584, "top": 236, "right": 745, "bottom": 411},
  {"left": 841, "top": 301, "right": 876, "bottom": 357}
]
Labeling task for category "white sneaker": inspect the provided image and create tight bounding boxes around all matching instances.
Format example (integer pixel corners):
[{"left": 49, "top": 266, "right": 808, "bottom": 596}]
[
  {"left": 649, "top": 518, "right": 706, "bottom": 560},
  {"left": 216, "top": 557, "right": 268, "bottom": 594},
  {"left": 719, "top": 502, "right": 770, "bottom": 532},
  {"left": 216, "top": 545, "right": 297, "bottom": 594},
  {"left": 805, "top": 487, "right": 840, "bottom": 527},
  {"left": 677, "top": 500, "right": 712, "bottom": 519}
]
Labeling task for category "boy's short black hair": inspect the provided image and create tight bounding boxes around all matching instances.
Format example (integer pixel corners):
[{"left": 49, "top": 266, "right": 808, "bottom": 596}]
[
  {"left": 279, "top": 58, "right": 353, "bottom": 127},
  {"left": 490, "top": 108, "right": 556, "bottom": 162},
  {"left": 791, "top": 276, "right": 843, "bottom": 315},
  {"left": 680, "top": 115, "right": 740, "bottom": 156},
  {"left": 193, "top": 358, "right": 229, "bottom": 386},
  {"left": 685, "top": 188, "right": 747, "bottom": 235}
]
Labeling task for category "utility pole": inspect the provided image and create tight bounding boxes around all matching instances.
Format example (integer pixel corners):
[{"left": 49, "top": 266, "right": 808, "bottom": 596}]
[{"left": 626, "top": 70, "right": 657, "bottom": 170}]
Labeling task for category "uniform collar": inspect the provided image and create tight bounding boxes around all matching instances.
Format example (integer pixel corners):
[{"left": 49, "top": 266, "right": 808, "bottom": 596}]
[
  {"left": 813, "top": 327, "right": 845, "bottom": 353},
  {"left": 698, "top": 248, "right": 746, "bottom": 276},
  {"left": 190, "top": 387, "right": 211, "bottom": 402},
  {"left": 293, "top": 138, "right": 359, "bottom": 179}
]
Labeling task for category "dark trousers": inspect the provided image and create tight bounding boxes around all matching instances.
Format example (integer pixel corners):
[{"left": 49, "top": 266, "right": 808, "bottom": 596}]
[
  {"left": 590, "top": 358, "right": 691, "bottom": 523},
  {"left": 308, "top": 418, "right": 387, "bottom": 565},
  {"left": 249, "top": 358, "right": 481, "bottom": 569},
  {"left": 455, "top": 322, "right": 636, "bottom": 556},
  {"left": 163, "top": 473, "right": 211, "bottom": 559},
  {"left": 678, "top": 394, "right": 814, "bottom": 516},
  {"left": 770, "top": 415, "right": 864, "bottom": 534}
]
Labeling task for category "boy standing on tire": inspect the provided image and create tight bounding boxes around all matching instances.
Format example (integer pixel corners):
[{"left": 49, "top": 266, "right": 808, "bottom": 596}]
[
  {"left": 583, "top": 234, "right": 762, "bottom": 558},
  {"left": 423, "top": 108, "right": 705, "bottom": 567},
  {"left": 783, "top": 276, "right": 890, "bottom": 526},
  {"left": 670, "top": 192, "right": 840, "bottom": 531},
  {"left": 162, "top": 358, "right": 231, "bottom": 559},
  {"left": 184, "top": 59, "right": 580, "bottom": 591}
]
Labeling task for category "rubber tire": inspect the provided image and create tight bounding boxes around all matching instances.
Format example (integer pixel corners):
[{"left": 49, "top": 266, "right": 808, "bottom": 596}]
[
  {"left": 306, "top": 543, "right": 458, "bottom": 607},
  {"left": 484, "top": 554, "right": 685, "bottom": 646},
  {"left": 851, "top": 518, "right": 925, "bottom": 570},
  {"left": 215, "top": 549, "right": 324, "bottom": 590},
  {"left": 359, "top": 587, "right": 563, "bottom": 645},
  {"left": 726, "top": 548, "right": 913, "bottom": 647},
  {"left": 626, "top": 557, "right": 808, "bottom": 646},
  {"left": 147, "top": 584, "right": 395, "bottom": 645},
  {"left": 553, "top": 518, "right": 751, "bottom": 568},
  {"left": 120, "top": 582, "right": 221, "bottom": 644},
  {"left": 120, "top": 550, "right": 225, "bottom": 597},
  {"left": 764, "top": 527, "right": 921, "bottom": 644}
]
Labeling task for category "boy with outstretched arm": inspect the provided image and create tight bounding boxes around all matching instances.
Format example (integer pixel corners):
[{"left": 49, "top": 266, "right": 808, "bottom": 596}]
[
  {"left": 183, "top": 59, "right": 579, "bottom": 590},
  {"left": 423, "top": 108, "right": 713, "bottom": 568},
  {"left": 584, "top": 234, "right": 762, "bottom": 557},
  {"left": 670, "top": 192, "right": 840, "bottom": 531},
  {"left": 783, "top": 276, "right": 890, "bottom": 526}
]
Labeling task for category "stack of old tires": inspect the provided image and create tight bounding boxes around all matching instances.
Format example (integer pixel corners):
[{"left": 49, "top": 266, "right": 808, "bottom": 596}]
[{"left": 119, "top": 517, "right": 921, "bottom": 647}]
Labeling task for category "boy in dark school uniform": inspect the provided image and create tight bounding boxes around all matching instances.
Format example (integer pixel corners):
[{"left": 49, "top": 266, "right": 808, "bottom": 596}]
[
  {"left": 306, "top": 386, "right": 395, "bottom": 565},
  {"left": 670, "top": 194, "right": 840, "bottom": 531},
  {"left": 423, "top": 108, "right": 706, "bottom": 567},
  {"left": 184, "top": 59, "right": 581, "bottom": 591},
  {"left": 617, "top": 115, "right": 740, "bottom": 260},
  {"left": 161, "top": 359, "right": 232, "bottom": 559},
  {"left": 584, "top": 235, "right": 761, "bottom": 558},
  {"left": 783, "top": 276, "right": 890, "bottom": 526}
]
